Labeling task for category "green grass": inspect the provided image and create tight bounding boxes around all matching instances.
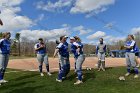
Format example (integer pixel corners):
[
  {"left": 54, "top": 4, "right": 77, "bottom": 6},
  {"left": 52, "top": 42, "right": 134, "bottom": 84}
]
[{"left": 1, "top": 67, "right": 140, "bottom": 93}]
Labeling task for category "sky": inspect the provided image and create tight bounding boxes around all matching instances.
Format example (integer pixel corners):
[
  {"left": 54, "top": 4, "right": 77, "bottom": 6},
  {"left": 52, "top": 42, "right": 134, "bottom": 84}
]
[{"left": 0, "top": 0, "right": 140, "bottom": 44}]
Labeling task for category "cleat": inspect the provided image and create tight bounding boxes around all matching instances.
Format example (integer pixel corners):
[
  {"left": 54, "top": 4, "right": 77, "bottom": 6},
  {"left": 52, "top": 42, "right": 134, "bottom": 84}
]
[
  {"left": 136, "top": 64, "right": 140, "bottom": 68},
  {"left": 134, "top": 74, "right": 139, "bottom": 79},
  {"left": 102, "top": 68, "right": 105, "bottom": 71},
  {"left": 98, "top": 68, "right": 101, "bottom": 72},
  {"left": 1, "top": 80, "right": 8, "bottom": 83},
  {"left": 0, "top": 79, "right": 8, "bottom": 84},
  {"left": 56, "top": 78, "right": 62, "bottom": 83},
  {"left": 89, "top": 68, "right": 92, "bottom": 70},
  {"left": 74, "top": 80, "right": 83, "bottom": 85},
  {"left": 40, "top": 73, "right": 44, "bottom": 77},
  {"left": 125, "top": 73, "right": 130, "bottom": 77},
  {"left": 86, "top": 67, "right": 92, "bottom": 71},
  {"left": 47, "top": 72, "right": 52, "bottom": 76}
]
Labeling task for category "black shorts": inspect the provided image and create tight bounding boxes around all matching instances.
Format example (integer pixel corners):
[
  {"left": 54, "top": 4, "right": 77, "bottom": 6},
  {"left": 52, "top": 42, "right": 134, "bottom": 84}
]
[{"left": 135, "top": 52, "right": 139, "bottom": 57}]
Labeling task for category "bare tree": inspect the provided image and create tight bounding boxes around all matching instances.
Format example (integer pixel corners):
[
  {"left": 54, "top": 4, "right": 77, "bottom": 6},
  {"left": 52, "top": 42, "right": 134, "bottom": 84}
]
[
  {"left": 134, "top": 32, "right": 140, "bottom": 47},
  {"left": 0, "top": 32, "right": 3, "bottom": 39},
  {"left": 15, "top": 33, "right": 21, "bottom": 56}
]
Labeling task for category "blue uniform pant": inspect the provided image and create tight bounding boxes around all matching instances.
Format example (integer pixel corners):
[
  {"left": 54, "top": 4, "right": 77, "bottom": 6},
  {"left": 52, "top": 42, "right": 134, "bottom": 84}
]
[
  {"left": 75, "top": 54, "right": 85, "bottom": 81},
  {"left": 37, "top": 54, "right": 50, "bottom": 73},
  {"left": 98, "top": 52, "right": 105, "bottom": 69},
  {"left": 125, "top": 52, "right": 139, "bottom": 74},
  {"left": 0, "top": 54, "right": 9, "bottom": 80},
  {"left": 58, "top": 56, "right": 70, "bottom": 80}
]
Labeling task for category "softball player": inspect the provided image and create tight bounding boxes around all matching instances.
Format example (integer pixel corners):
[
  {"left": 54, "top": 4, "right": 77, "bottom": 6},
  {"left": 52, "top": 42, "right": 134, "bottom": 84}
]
[
  {"left": 53, "top": 36, "right": 70, "bottom": 82},
  {"left": 70, "top": 36, "right": 85, "bottom": 85},
  {"left": 0, "top": 32, "right": 11, "bottom": 85},
  {"left": 124, "top": 35, "right": 139, "bottom": 78},
  {"left": 73, "top": 36, "right": 79, "bottom": 72},
  {"left": 96, "top": 38, "right": 107, "bottom": 71},
  {"left": 34, "top": 38, "right": 52, "bottom": 77}
]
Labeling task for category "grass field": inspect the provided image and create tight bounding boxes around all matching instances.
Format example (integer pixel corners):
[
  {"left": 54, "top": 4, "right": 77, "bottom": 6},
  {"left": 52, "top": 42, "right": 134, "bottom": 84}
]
[{"left": 0, "top": 67, "right": 140, "bottom": 93}]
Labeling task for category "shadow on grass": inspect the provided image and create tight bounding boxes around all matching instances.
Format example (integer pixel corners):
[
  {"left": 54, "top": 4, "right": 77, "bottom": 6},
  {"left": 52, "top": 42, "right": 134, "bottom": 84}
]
[
  {"left": 0, "top": 81, "right": 36, "bottom": 90},
  {"left": 105, "top": 67, "right": 113, "bottom": 70},
  {"left": 10, "top": 73, "right": 39, "bottom": 81},
  {"left": 8, "top": 86, "right": 43, "bottom": 93},
  {"left": 83, "top": 70, "right": 96, "bottom": 82},
  {"left": 65, "top": 70, "right": 96, "bottom": 82},
  {"left": 66, "top": 72, "right": 77, "bottom": 81}
]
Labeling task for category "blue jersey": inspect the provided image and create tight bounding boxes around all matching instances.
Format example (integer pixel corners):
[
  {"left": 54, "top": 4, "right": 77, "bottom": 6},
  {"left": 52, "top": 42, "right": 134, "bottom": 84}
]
[
  {"left": 77, "top": 42, "right": 84, "bottom": 54},
  {"left": 0, "top": 39, "right": 11, "bottom": 54},
  {"left": 125, "top": 40, "right": 136, "bottom": 53},
  {"left": 34, "top": 43, "right": 46, "bottom": 54},
  {"left": 57, "top": 42, "right": 69, "bottom": 57},
  {"left": 71, "top": 42, "right": 83, "bottom": 58}
]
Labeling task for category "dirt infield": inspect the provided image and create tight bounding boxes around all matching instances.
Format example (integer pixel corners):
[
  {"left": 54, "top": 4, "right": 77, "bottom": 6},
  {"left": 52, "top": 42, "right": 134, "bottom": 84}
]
[{"left": 7, "top": 57, "right": 132, "bottom": 72}]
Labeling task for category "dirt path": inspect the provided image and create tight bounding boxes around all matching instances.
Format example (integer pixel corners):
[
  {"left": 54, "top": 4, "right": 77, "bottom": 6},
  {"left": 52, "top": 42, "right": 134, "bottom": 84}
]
[{"left": 7, "top": 57, "right": 130, "bottom": 72}]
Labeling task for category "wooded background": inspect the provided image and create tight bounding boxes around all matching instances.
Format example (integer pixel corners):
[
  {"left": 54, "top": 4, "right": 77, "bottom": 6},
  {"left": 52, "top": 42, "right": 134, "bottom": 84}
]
[{"left": 0, "top": 32, "right": 140, "bottom": 57}]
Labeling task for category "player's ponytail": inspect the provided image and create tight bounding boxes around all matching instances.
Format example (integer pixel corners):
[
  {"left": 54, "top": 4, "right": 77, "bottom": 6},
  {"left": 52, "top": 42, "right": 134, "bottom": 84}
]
[
  {"left": 74, "top": 36, "right": 81, "bottom": 42},
  {"left": 2, "top": 32, "right": 11, "bottom": 38}
]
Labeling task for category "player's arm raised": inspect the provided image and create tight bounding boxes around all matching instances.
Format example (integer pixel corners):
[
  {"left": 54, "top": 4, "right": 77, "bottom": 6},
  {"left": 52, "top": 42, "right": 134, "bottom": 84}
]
[
  {"left": 53, "top": 48, "right": 59, "bottom": 58},
  {"left": 53, "top": 43, "right": 62, "bottom": 58}
]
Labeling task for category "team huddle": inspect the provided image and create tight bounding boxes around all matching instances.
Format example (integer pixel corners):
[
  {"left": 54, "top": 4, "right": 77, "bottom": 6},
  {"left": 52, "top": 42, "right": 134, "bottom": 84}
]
[
  {"left": 53, "top": 36, "right": 85, "bottom": 85},
  {"left": 33, "top": 34, "right": 140, "bottom": 84},
  {"left": 0, "top": 17, "right": 139, "bottom": 85},
  {"left": 34, "top": 35, "right": 85, "bottom": 85}
]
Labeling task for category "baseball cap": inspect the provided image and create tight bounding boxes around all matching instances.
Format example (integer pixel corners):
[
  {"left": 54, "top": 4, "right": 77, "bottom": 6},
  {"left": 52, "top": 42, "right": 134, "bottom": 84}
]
[
  {"left": 70, "top": 37, "right": 75, "bottom": 40},
  {"left": 64, "top": 36, "right": 68, "bottom": 38}
]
